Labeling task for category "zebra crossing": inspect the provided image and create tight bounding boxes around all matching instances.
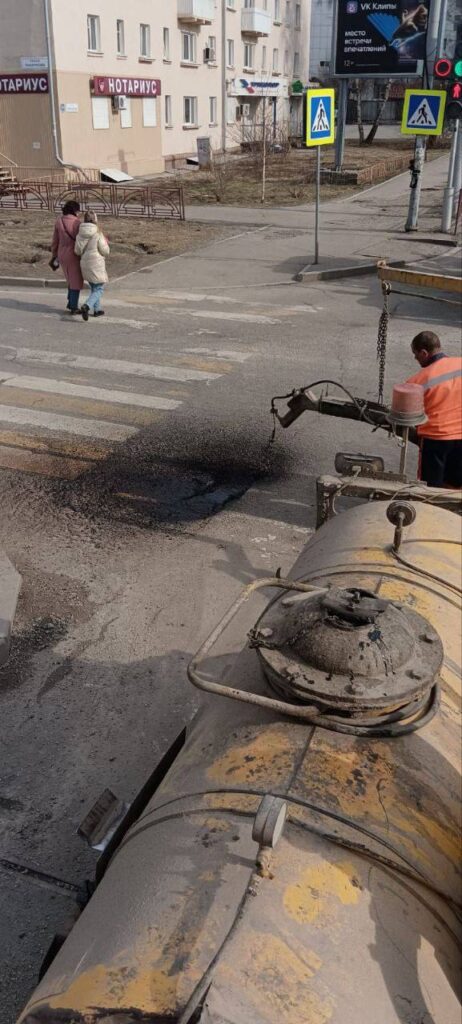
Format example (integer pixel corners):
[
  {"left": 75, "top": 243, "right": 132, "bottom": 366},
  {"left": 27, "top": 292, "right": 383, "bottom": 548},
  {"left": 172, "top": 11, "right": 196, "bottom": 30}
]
[{"left": 0, "top": 287, "right": 321, "bottom": 480}]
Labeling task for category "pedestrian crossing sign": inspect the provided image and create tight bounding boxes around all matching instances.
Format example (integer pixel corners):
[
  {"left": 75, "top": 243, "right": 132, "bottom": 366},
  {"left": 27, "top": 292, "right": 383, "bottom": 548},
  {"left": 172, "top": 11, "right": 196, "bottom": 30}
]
[
  {"left": 401, "top": 89, "right": 446, "bottom": 136},
  {"left": 305, "top": 88, "right": 335, "bottom": 147}
]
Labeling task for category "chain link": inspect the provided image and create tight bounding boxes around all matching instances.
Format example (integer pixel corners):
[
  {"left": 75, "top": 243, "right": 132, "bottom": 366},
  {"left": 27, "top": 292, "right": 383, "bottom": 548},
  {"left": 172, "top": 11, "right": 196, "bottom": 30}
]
[{"left": 377, "top": 282, "right": 390, "bottom": 405}]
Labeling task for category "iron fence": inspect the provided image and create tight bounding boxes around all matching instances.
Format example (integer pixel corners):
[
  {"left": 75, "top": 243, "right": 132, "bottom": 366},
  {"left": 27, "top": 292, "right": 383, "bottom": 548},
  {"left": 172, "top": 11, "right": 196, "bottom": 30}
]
[{"left": 0, "top": 180, "right": 185, "bottom": 220}]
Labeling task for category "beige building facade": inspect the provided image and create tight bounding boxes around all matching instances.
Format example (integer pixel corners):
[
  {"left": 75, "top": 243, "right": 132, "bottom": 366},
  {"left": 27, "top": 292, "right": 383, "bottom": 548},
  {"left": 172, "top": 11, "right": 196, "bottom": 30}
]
[{"left": 0, "top": 1, "right": 310, "bottom": 177}]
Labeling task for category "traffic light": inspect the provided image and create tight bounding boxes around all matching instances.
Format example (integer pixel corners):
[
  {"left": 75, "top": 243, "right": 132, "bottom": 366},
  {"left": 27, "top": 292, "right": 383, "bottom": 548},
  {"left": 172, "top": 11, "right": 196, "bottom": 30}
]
[
  {"left": 434, "top": 56, "right": 462, "bottom": 82},
  {"left": 446, "top": 82, "right": 462, "bottom": 120}
]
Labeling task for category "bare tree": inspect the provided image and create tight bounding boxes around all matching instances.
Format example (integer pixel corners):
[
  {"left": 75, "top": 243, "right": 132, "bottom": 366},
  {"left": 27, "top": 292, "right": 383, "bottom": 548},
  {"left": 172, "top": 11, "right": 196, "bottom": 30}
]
[
  {"left": 353, "top": 79, "right": 365, "bottom": 144},
  {"left": 364, "top": 80, "right": 392, "bottom": 144}
]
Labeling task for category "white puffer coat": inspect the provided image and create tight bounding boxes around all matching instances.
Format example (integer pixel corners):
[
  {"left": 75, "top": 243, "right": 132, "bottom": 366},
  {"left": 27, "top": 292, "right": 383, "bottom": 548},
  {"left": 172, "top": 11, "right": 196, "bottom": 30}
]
[{"left": 74, "top": 223, "right": 110, "bottom": 284}]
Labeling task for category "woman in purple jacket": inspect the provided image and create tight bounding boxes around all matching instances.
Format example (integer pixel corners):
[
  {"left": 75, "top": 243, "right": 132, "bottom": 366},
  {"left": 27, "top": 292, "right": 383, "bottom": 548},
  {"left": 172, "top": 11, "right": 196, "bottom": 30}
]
[{"left": 51, "top": 200, "right": 84, "bottom": 313}]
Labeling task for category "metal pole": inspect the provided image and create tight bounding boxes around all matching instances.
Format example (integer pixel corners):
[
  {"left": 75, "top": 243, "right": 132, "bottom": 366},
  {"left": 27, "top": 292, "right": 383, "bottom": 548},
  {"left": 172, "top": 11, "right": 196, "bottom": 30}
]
[
  {"left": 261, "top": 96, "right": 267, "bottom": 204},
  {"left": 221, "top": 0, "right": 227, "bottom": 153},
  {"left": 314, "top": 146, "right": 321, "bottom": 265},
  {"left": 441, "top": 120, "right": 459, "bottom": 232},
  {"left": 335, "top": 78, "right": 348, "bottom": 171},
  {"left": 405, "top": 137, "right": 425, "bottom": 231},
  {"left": 399, "top": 427, "right": 409, "bottom": 476},
  {"left": 404, "top": 0, "right": 444, "bottom": 230},
  {"left": 452, "top": 120, "right": 462, "bottom": 196}
]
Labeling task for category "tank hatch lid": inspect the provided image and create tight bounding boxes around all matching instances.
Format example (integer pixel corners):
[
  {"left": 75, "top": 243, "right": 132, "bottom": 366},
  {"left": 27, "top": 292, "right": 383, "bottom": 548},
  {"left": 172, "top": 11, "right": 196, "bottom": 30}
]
[{"left": 250, "top": 587, "right": 443, "bottom": 713}]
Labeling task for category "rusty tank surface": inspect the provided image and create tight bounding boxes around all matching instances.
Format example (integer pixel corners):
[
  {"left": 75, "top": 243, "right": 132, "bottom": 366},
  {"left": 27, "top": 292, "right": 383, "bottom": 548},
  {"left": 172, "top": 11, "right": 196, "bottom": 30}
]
[{"left": 19, "top": 501, "right": 461, "bottom": 1024}]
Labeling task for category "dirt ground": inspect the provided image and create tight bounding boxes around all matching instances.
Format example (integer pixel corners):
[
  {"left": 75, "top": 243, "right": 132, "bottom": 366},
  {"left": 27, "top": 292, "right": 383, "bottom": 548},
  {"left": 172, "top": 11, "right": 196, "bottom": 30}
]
[
  {"left": 0, "top": 213, "right": 233, "bottom": 279},
  {"left": 169, "top": 137, "right": 446, "bottom": 206}
]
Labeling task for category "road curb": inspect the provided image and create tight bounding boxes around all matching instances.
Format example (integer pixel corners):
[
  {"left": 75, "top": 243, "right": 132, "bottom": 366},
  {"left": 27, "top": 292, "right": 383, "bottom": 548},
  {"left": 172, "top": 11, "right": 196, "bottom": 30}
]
[
  {"left": 0, "top": 276, "right": 67, "bottom": 289},
  {"left": 294, "top": 259, "right": 406, "bottom": 282}
]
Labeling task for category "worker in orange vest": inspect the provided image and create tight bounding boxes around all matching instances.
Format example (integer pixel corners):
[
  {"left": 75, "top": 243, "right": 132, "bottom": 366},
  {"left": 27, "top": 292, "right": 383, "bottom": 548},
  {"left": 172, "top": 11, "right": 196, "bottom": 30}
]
[{"left": 406, "top": 331, "right": 461, "bottom": 488}]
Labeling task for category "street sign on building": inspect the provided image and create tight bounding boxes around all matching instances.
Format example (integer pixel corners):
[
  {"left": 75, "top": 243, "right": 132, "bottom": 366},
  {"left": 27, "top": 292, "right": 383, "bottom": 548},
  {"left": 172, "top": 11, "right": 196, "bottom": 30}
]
[
  {"left": 305, "top": 88, "right": 335, "bottom": 146},
  {"left": 401, "top": 89, "right": 446, "bottom": 136},
  {"left": 334, "top": 0, "right": 430, "bottom": 78}
]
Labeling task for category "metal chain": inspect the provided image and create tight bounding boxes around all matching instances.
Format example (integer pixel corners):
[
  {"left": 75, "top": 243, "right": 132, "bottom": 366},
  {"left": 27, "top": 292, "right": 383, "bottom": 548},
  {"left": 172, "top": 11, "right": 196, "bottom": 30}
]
[{"left": 377, "top": 282, "right": 391, "bottom": 405}]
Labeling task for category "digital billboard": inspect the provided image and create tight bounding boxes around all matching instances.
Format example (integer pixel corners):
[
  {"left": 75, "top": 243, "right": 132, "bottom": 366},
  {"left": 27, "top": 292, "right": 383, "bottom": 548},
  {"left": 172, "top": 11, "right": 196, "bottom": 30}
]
[{"left": 334, "top": 0, "right": 430, "bottom": 78}]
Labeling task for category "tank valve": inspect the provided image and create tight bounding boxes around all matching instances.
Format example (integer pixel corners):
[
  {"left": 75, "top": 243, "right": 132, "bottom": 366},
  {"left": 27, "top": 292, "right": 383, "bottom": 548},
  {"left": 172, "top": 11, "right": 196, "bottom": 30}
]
[{"left": 387, "top": 500, "right": 416, "bottom": 552}]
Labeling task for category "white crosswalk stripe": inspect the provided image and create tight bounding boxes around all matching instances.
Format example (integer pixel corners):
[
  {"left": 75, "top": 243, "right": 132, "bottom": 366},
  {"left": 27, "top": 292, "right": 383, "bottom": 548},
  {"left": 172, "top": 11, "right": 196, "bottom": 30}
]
[
  {"left": 2, "top": 376, "right": 182, "bottom": 410},
  {"left": 0, "top": 346, "right": 221, "bottom": 382},
  {"left": 0, "top": 404, "right": 137, "bottom": 441}
]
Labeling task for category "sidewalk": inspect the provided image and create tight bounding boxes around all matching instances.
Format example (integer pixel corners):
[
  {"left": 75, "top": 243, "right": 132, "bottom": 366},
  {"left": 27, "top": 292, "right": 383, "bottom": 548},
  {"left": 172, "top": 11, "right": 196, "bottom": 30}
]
[{"left": 116, "top": 153, "right": 457, "bottom": 294}]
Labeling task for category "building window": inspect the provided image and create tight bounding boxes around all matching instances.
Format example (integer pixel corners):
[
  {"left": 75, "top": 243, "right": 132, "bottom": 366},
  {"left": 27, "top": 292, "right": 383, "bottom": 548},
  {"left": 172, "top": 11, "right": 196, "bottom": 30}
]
[
  {"left": 272, "top": 48, "right": 279, "bottom": 72},
  {"left": 293, "top": 51, "right": 300, "bottom": 75},
  {"left": 143, "top": 97, "right": 157, "bottom": 126},
  {"left": 227, "top": 0, "right": 235, "bottom": 7},
  {"left": 165, "top": 94, "right": 172, "bottom": 126},
  {"left": 226, "top": 96, "right": 235, "bottom": 123},
  {"left": 91, "top": 96, "right": 108, "bottom": 129},
  {"left": 244, "top": 43, "right": 255, "bottom": 69},
  {"left": 120, "top": 97, "right": 132, "bottom": 128},
  {"left": 140, "top": 24, "right": 151, "bottom": 59},
  {"left": 274, "top": 0, "right": 281, "bottom": 23},
  {"left": 285, "top": 1, "right": 291, "bottom": 26},
  {"left": 182, "top": 32, "right": 197, "bottom": 63},
  {"left": 116, "top": 19, "right": 125, "bottom": 56},
  {"left": 163, "top": 27, "right": 170, "bottom": 60},
  {"left": 283, "top": 49, "right": 289, "bottom": 74},
  {"left": 184, "top": 96, "right": 198, "bottom": 126},
  {"left": 227, "top": 38, "right": 234, "bottom": 67},
  {"left": 87, "top": 14, "right": 101, "bottom": 52},
  {"left": 262, "top": 45, "right": 267, "bottom": 71},
  {"left": 295, "top": 2, "right": 301, "bottom": 29},
  {"left": 209, "top": 96, "right": 217, "bottom": 124},
  {"left": 208, "top": 35, "right": 217, "bottom": 60}
]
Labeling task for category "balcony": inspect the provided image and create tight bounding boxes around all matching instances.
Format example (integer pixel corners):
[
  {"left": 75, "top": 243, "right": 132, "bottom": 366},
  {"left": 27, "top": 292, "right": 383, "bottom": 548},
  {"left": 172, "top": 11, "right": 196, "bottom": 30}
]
[
  {"left": 177, "top": 0, "right": 214, "bottom": 24},
  {"left": 241, "top": 7, "right": 272, "bottom": 36}
]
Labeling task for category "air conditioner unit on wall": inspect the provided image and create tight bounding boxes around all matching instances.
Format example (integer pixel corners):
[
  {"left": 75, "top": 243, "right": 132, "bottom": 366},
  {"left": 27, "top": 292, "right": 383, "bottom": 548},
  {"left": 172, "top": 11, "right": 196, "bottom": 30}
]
[{"left": 112, "top": 96, "right": 128, "bottom": 112}]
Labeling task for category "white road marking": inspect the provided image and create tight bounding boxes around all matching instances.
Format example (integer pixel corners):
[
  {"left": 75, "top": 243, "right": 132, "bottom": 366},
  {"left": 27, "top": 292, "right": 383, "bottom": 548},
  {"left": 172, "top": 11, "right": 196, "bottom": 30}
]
[
  {"left": 173, "top": 309, "right": 280, "bottom": 325},
  {"left": 0, "top": 346, "right": 221, "bottom": 382},
  {"left": 154, "top": 290, "right": 238, "bottom": 304},
  {"left": 2, "top": 376, "right": 182, "bottom": 410},
  {"left": 183, "top": 347, "right": 250, "bottom": 363},
  {"left": 44, "top": 314, "right": 159, "bottom": 331},
  {"left": 0, "top": 405, "right": 137, "bottom": 441}
]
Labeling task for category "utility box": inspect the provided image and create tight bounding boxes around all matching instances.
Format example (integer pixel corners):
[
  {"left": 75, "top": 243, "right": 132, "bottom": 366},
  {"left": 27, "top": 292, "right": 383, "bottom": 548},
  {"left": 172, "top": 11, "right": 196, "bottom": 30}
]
[{"left": 197, "top": 136, "right": 211, "bottom": 168}]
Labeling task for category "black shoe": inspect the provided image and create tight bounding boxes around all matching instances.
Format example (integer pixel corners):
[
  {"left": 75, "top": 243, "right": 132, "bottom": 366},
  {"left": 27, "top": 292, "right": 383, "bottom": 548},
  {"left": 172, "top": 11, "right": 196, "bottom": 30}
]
[
  {"left": 69, "top": 308, "right": 81, "bottom": 315},
  {"left": 93, "top": 310, "right": 105, "bottom": 317},
  {"left": 81, "top": 304, "right": 89, "bottom": 322},
  {"left": 66, "top": 303, "right": 71, "bottom": 311}
]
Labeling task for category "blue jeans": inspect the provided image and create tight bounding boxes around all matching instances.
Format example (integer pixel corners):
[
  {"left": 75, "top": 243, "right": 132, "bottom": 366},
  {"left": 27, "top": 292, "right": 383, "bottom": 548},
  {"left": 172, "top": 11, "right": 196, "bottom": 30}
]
[
  {"left": 86, "top": 282, "right": 105, "bottom": 313},
  {"left": 67, "top": 288, "right": 80, "bottom": 311}
]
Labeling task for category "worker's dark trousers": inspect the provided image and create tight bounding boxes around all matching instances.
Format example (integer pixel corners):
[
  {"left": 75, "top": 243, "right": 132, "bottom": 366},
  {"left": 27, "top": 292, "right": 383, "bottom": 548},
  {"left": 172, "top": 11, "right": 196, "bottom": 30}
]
[{"left": 419, "top": 438, "right": 462, "bottom": 488}]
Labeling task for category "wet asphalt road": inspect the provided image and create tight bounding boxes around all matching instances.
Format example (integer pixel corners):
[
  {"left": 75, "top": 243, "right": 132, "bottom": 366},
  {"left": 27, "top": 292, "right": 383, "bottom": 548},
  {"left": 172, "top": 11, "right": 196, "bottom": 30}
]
[{"left": 0, "top": 258, "right": 460, "bottom": 1021}]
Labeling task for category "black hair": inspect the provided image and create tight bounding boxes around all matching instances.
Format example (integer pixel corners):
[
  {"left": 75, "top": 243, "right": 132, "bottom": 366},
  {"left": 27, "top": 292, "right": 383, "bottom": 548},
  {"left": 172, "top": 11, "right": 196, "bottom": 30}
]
[
  {"left": 411, "top": 331, "right": 441, "bottom": 353},
  {"left": 62, "top": 200, "right": 80, "bottom": 216}
]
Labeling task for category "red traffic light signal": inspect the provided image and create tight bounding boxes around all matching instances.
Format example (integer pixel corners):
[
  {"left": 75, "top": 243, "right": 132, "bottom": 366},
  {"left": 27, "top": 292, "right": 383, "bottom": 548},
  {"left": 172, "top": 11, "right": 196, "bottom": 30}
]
[
  {"left": 434, "top": 57, "right": 452, "bottom": 78},
  {"left": 451, "top": 82, "right": 462, "bottom": 100}
]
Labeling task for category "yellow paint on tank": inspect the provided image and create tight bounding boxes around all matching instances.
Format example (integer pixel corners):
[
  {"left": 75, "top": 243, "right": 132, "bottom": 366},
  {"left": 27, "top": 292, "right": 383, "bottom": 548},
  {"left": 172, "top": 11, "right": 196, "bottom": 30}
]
[
  {"left": 207, "top": 724, "right": 302, "bottom": 788},
  {"left": 44, "top": 962, "right": 177, "bottom": 1015},
  {"left": 283, "top": 861, "right": 360, "bottom": 925},
  {"left": 216, "top": 930, "right": 333, "bottom": 1024}
]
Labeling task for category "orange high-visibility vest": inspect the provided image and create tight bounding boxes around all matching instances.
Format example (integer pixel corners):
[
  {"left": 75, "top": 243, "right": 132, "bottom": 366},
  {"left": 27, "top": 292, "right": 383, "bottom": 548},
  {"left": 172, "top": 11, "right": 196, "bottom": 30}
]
[{"left": 406, "top": 356, "right": 462, "bottom": 439}]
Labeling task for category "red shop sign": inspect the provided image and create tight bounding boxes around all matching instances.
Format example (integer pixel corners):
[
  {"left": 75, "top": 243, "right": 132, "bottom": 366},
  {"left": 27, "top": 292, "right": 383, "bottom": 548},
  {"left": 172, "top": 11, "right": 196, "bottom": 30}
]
[
  {"left": 0, "top": 73, "right": 49, "bottom": 94},
  {"left": 92, "top": 75, "right": 161, "bottom": 98}
]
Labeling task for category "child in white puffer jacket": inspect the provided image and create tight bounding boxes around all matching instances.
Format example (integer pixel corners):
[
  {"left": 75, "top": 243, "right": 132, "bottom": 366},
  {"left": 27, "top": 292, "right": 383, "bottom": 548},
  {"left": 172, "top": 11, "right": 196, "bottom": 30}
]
[{"left": 74, "top": 210, "right": 110, "bottom": 321}]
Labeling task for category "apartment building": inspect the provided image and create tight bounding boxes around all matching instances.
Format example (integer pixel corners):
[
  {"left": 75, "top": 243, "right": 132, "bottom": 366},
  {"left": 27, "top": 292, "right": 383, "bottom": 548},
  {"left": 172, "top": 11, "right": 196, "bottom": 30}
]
[{"left": 0, "top": 1, "right": 310, "bottom": 176}]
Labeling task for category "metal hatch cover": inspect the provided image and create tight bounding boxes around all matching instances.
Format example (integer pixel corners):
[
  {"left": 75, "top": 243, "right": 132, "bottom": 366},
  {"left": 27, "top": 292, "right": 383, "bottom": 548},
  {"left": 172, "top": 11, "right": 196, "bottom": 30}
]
[{"left": 251, "top": 587, "right": 443, "bottom": 714}]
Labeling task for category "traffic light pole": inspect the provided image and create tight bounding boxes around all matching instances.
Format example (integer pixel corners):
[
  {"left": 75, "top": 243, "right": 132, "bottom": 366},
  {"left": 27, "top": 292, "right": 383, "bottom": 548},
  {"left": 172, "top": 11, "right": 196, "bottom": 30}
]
[
  {"left": 441, "top": 120, "right": 460, "bottom": 232},
  {"left": 404, "top": 0, "right": 445, "bottom": 232}
]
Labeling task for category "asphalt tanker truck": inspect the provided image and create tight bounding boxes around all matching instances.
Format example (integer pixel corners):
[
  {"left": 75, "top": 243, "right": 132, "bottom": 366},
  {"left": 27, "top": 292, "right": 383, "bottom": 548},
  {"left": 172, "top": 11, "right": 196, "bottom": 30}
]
[{"left": 17, "top": 489, "right": 461, "bottom": 1023}]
